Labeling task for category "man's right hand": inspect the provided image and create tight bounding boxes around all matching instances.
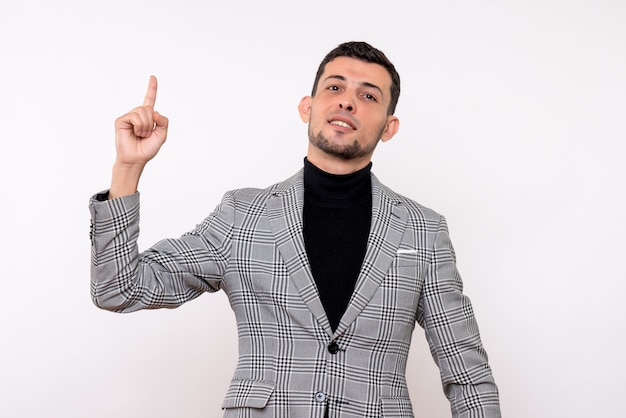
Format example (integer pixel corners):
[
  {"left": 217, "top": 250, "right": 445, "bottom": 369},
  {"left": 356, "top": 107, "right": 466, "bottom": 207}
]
[{"left": 109, "top": 76, "right": 169, "bottom": 198}]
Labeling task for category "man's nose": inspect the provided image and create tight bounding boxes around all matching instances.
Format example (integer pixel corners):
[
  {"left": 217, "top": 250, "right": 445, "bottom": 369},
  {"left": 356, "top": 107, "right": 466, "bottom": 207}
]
[{"left": 338, "top": 101, "right": 354, "bottom": 112}]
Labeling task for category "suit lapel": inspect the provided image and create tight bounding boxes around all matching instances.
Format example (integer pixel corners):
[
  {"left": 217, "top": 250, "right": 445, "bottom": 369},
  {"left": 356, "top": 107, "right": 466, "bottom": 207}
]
[
  {"left": 266, "top": 171, "right": 334, "bottom": 337},
  {"left": 334, "top": 175, "right": 408, "bottom": 337},
  {"left": 266, "top": 171, "right": 408, "bottom": 339}
]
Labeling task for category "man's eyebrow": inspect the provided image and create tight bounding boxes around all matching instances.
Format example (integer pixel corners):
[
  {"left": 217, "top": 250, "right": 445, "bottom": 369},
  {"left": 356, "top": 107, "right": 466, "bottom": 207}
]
[{"left": 323, "top": 75, "right": 385, "bottom": 98}]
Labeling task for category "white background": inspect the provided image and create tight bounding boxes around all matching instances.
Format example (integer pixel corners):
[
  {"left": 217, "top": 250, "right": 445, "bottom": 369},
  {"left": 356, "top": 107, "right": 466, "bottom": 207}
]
[{"left": 1, "top": 1, "right": 624, "bottom": 417}]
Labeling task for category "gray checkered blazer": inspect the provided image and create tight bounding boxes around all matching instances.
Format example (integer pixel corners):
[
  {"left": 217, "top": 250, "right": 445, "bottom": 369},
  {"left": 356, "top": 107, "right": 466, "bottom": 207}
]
[{"left": 89, "top": 169, "right": 500, "bottom": 417}]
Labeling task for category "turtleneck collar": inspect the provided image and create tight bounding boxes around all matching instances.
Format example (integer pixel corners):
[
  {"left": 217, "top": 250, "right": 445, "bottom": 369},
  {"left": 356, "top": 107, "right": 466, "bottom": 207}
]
[{"left": 303, "top": 157, "right": 372, "bottom": 200}]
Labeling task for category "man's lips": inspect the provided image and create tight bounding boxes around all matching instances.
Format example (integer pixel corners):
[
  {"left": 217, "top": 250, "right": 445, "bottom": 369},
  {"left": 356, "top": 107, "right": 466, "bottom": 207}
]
[{"left": 328, "top": 115, "right": 357, "bottom": 130}]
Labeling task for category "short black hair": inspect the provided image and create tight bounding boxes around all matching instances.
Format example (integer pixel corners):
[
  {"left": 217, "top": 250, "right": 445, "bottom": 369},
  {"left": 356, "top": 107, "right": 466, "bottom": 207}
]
[{"left": 311, "top": 41, "right": 401, "bottom": 115}]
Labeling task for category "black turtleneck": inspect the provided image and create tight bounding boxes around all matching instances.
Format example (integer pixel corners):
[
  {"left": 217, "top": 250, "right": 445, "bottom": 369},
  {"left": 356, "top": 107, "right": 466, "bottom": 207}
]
[{"left": 303, "top": 158, "right": 372, "bottom": 332}]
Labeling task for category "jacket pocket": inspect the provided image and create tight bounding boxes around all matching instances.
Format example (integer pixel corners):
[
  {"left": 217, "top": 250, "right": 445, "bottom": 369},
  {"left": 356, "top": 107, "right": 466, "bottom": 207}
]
[
  {"left": 380, "top": 397, "right": 414, "bottom": 417},
  {"left": 222, "top": 378, "right": 276, "bottom": 409}
]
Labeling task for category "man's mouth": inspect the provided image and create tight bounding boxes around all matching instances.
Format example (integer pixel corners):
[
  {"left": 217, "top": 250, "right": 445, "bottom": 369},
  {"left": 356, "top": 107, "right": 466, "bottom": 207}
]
[
  {"left": 328, "top": 116, "right": 356, "bottom": 130},
  {"left": 330, "top": 120, "right": 353, "bottom": 129}
]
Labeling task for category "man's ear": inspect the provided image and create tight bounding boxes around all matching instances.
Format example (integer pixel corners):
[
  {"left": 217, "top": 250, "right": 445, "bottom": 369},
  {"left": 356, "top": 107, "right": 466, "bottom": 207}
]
[
  {"left": 381, "top": 116, "right": 400, "bottom": 142},
  {"left": 298, "top": 96, "right": 312, "bottom": 123}
]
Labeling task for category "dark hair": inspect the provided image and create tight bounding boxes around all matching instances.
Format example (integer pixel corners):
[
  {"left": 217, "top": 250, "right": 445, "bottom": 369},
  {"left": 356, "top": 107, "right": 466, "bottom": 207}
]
[{"left": 311, "top": 41, "right": 401, "bottom": 115}]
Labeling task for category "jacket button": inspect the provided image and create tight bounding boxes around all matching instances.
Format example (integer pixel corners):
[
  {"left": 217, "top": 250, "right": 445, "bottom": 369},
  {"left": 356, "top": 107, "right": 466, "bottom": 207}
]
[
  {"left": 328, "top": 341, "right": 339, "bottom": 354},
  {"left": 315, "top": 391, "right": 326, "bottom": 402}
]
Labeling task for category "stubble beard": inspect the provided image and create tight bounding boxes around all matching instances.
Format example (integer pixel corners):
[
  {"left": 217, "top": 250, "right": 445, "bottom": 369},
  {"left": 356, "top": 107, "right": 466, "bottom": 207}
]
[{"left": 308, "top": 125, "right": 382, "bottom": 160}]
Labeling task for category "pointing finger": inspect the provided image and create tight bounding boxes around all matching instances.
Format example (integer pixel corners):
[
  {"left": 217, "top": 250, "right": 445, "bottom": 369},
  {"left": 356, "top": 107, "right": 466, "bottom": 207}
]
[{"left": 143, "top": 75, "right": 158, "bottom": 107}]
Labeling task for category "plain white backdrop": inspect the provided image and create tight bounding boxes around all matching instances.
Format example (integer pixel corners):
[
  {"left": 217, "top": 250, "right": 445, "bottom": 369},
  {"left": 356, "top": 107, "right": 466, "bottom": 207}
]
[{"left": 1, "top": 1, "right": 624, "bottom": 417}]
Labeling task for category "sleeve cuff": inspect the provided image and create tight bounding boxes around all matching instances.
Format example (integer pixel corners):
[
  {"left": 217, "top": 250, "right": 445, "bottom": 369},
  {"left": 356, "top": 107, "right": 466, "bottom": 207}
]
[{"left": 94, "top": 190, "right": 110, "bottom": 201}]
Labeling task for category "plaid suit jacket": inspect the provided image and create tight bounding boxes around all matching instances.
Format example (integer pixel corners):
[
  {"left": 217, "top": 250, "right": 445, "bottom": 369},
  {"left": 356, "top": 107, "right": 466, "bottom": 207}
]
[{"left": 89, "top": 169, "right": 500, "bottom": 417}]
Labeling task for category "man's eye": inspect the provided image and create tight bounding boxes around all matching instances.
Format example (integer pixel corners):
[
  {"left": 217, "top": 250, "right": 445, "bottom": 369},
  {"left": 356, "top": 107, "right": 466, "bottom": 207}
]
[
  {"left": 328, "top": 85, "right": 340, "bottom": 91},
  {"left": 364, "top": 93, "right": 377, "bottom": 101}
]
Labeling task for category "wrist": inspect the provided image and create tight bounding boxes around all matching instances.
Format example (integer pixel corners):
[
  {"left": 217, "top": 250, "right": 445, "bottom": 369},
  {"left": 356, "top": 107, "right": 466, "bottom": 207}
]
[{"left": 109, "top": 161, "right": 145, "bottom": 199}]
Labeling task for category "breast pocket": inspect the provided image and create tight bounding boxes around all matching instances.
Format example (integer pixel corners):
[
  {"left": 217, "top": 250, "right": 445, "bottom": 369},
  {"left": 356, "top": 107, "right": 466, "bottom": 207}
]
[
  {"left": 394, "top": 247, "right": 428, "bottom": 266},
  {"left": 387, "top": 251, "right": 426, "bottom": 288},
  {"left": 377, "top": 252, "right": 426, "bottom": 324}
]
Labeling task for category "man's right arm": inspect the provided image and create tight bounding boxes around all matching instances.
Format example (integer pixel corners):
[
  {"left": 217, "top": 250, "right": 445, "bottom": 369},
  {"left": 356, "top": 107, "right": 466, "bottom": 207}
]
[
  {"left": 89, "top": 76, "right": 226, "bottom": 312},
  {"left": 89, "top": 190, "right": 234, "bottom": 312}
]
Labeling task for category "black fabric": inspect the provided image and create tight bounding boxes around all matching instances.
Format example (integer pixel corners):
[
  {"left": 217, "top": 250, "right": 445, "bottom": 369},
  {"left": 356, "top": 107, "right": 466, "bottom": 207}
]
[
  {"left": 95, "top": 190, "right": 110, "bottom": 201},
  {"left": 303, "top": 158, "right": 372, "bottom": 331}
]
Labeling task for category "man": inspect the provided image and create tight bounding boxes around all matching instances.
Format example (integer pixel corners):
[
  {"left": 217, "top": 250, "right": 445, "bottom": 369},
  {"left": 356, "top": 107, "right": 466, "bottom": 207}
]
[{"left": 89, "top": 41, "right": 501, "bottom": 417}]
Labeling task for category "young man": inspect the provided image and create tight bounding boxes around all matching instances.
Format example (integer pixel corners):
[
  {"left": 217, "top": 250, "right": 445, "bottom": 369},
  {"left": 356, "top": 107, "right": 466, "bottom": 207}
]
[{"left": 89, "top": 41, "right": 501, "bottom": 417}]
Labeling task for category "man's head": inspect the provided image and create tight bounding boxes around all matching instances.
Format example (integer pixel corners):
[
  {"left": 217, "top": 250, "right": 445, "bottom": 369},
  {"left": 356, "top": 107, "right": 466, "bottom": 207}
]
[
  {"left": 311, "top": 41, "right": 400, "bottom": 115},
  {"left": 298, "top": 41, "right": 401, "bottom": 174}
]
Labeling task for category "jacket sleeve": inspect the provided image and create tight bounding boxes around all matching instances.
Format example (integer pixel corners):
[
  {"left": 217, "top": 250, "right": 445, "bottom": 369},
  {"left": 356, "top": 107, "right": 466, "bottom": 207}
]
[
  {"left": 416, "top": 215, "right": 501, "bottom": 418},
  {"left": 89, "top": 191, "right": 234, "bottom": 313}
]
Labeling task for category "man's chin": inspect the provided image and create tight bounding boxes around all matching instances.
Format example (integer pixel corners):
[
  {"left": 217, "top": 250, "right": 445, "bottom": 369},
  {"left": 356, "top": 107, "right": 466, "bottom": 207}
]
[{"left": 312, "top": 141, "right": 362, "bottom": 160}]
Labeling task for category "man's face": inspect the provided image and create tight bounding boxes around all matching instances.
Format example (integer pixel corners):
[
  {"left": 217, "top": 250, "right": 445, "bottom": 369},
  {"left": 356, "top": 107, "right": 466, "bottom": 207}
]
[{"left": 299, "top": 56, "right": 399, "bottom": 170}]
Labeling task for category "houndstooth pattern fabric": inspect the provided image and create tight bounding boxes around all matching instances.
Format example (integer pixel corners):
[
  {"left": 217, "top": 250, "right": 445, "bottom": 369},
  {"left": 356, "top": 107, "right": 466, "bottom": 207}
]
[{"left": 89, "top": 170, "right": 501, "bottom": 417}]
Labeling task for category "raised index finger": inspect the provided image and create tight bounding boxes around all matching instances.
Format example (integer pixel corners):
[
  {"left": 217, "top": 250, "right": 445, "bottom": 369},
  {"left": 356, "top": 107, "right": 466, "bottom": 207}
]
[{"left": 143, "top": 75, "right": 158, "bottom": 107}]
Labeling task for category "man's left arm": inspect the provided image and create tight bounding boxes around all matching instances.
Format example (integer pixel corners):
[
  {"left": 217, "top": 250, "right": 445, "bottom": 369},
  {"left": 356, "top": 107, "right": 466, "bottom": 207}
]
[{"left": 417, "top": 215, "right": 501, "bottom": 418}]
